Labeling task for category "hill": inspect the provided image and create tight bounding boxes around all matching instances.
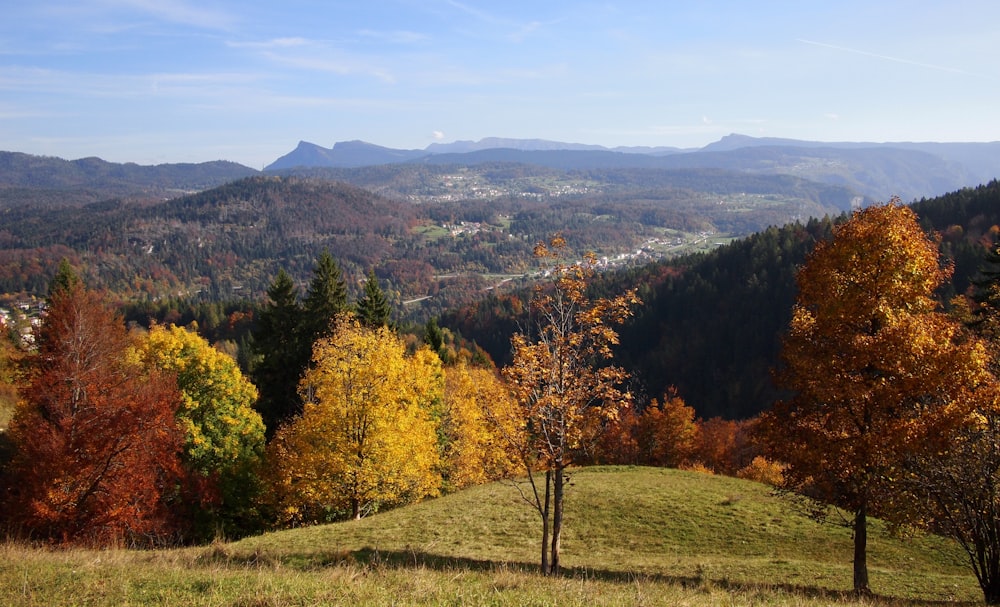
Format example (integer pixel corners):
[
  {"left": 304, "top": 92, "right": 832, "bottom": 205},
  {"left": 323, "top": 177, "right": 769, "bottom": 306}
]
[
  {"left": 0, "top": 166, "right": 850, "bottom": 310},
  {"left": 0, "top": 151, "right": 258, "bottom": 208},
  {"left": 0, "top": 467, "right": 978, "bottom": 605}
]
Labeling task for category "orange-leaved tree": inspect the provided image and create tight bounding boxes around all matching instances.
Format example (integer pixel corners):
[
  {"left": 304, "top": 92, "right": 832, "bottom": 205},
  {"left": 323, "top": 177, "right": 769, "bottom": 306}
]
[
  {"left": 597, "top": 389, "right": 698, "bottom": 467},
  {"left": 500, "top": 236, "right": 639, "bottom": 575},
  {"left": 3, "top": 282, "right": 186, "bottom": 545},
  {"left": 759, "top": 201, "right": 989, "bottom": 595},
  {"left": 266, "top": 317, "right": 441, "bottom": 524}
]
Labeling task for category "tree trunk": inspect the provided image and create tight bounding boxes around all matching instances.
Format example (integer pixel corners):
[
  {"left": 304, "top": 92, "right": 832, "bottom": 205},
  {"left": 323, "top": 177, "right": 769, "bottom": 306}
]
[
  {"left": 550, "top": 466, "right": 564, "bottom": 575},
  {"left": 352, "top": 496, "right": 361, "bottom": 520},
  {"left": 540, "top": 469, "right": 551, "bottom": 575},
  {"left": 985, "top": 578, "right": 1000, "bottom": 605},
  {"left": 853, "top": 501, "right": 871, "bottom": 595}
]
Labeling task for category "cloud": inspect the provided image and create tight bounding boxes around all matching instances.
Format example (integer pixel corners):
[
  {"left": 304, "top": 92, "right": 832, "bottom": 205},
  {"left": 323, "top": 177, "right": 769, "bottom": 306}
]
[
  {"left": 108, "top": 0, "right": 237, "bottom": 31},
  {"left": 358, "top": 29, "right": 430, "bottom": 45},
  {"left": 227, "top": 38, "right": 311, "bottom": 50},
  {"left": 432, "top": 130, "right": 445, "bottom": 140},
  {"left": 261, "top": 51, "right": 396, "bottom": 83},
  {"left": 796, "top": 39, "right": 981, "bottom": 77}
]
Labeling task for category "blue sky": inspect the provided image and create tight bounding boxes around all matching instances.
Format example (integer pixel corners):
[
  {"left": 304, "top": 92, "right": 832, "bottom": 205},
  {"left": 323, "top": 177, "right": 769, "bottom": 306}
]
[{"left": 2, "top": 1, "right": 998, "bottom": 168}]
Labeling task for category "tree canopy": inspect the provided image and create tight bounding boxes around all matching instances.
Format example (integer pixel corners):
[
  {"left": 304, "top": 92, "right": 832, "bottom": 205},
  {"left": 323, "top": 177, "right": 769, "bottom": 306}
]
[
  {"left": 759, "top": 201, "right": 989, "bottom": 595},
  {"left": 266, "top": 318, "right": 441, "bottom": 523},
  {"left": 3, "top": 283, "right": 185, "bottom": 545}
]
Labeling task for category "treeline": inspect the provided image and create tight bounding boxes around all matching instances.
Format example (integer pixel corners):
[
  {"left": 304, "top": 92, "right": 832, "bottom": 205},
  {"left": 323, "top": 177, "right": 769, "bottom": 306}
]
[{"left": 0, "top": 253, "right": 746, "bottom": 549}]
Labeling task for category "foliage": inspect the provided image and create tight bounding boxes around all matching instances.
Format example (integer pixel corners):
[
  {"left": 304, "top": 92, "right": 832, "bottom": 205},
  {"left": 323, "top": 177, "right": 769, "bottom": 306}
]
[
  {"left": 252, "top": 269, "right": 305, "bottom": 436},
  {"left": 597, "top": 390, "right": 698, "bottom": 467},
  {"left": 266, "top": 318, "right": 441, "bottom": 524},
  {"left": 499, "top": 236, "right": 639, "bottom": 574},
  {"left": 758, "top": 201, "right": 990, "bottom": 595},
  {"left": 132, "top": 323, "right": 265, "bottom": 538},
  {"left": 736, "top": 456, "right": 786, "bottom": 486},
  {"left": 440, "top": 361, "right": 520, "bottom": 490},
  {"left": 2, "top": 283, "right": 185, "bottom": 545},
  {"left": 356, "top": 269, "right": 392, "bottom": 329},
  {"left": 301, "top": 249, "right": 349, "bottom": 345},
  {"left": 897, "top": 239, "right": 1000, "bottom": 605}
]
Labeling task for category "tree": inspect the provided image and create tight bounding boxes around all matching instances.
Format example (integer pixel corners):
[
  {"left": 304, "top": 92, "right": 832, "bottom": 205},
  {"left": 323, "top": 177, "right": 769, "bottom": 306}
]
[
  {"left": 356, "top": 270, "right": 392, "bottom": 329},
  {"left": 441, "top": 361, "right": 520, "bottom": 490},
  {"left": 3, "top": 283, "right": 185, "bottom": 545},
  {"left": 301, "top": 250, "right": 348, "bottom": 345},
  {"left": 905, "top": 381, "right": 1000, "bottom": 604},
  {"left": 596, "top": 390, "right": 698, "bottom": 467},
  {"left": 759, "top": 202, "right": 988, "bottom": 595},
  {"left": 899, "top": 245, "right": 1000, "bottom": 605},
  {"left": 266, "top": 318, "right": 441, "bottom": 524},
  {"left": 132, "top": 323, "right": 266, "bottom": 538},
  {"left": 47, "top": 258, "right": 81, "bottom": 301},
  {"left": 252, "top": 269, "right": 305, "bottom": 436},
  {"left": 500, "top": 237, "right": 639, "bottom": 575}
]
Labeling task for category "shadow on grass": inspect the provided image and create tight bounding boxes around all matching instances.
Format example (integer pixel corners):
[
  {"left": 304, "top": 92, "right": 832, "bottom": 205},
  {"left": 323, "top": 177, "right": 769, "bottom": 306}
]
[{"left": 342, "top": 547, "right": 978, "bottom": 607}]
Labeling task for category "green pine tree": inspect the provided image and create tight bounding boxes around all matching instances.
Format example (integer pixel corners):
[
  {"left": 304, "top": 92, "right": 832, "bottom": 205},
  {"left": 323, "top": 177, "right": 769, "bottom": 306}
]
[
  {"left": 302, "top": 250, "right": 348, "bottom": 345},
  {"left": 356, "top": 270, "right": 392, "bottom": 329},
  {"left": 252, "top": 269, "right": 306, "bottom": 437}
]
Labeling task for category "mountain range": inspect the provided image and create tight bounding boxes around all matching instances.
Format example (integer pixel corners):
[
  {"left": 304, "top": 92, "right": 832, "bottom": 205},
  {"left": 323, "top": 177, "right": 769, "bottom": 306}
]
[
  {"left": 264, "top": 134, "right": 1000, "bottom": 202},
  {"left": 3, "top": 133, "right": 998, "bottom": 206}
]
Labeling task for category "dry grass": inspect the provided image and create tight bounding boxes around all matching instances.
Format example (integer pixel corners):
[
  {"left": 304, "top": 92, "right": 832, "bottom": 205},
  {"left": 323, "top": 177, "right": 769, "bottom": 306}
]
[{"left": 0, "top": 467, "right": 984, "bottom": 606}]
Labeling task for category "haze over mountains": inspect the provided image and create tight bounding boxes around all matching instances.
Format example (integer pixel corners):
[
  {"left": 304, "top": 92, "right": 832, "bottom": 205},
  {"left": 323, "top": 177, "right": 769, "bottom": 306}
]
[
  {"left": 2, "top": 133, "right": 998, "bottom": 205},
  {"left": 265, "top": 134, "right": 1000, "bottom": 202}
]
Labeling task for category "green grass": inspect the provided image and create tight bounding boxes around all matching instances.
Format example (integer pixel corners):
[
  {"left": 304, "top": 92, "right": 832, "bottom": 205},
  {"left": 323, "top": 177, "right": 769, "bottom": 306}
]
[{"left": 0, "top": 467, "right": 983, "bottom": 606}]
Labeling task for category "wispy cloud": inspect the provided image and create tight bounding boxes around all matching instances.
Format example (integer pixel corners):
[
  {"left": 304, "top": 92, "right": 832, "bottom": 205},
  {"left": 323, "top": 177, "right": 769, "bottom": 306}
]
[
  {"left": 358, "top": 29, "right": 430, "bottom": 45},
  {"left": 796, "top": 39, "right": 983, "bottom": 77},
  {"left": 261, "top": 50, "right": 396, "bottom": 83},
  {"left": 227, "top": 37, "right": 311, "bottom": 50},
  {"left": 107, "top": 0, "right": 237, "bottom": 31},
  {"left": 443, "top": 0, "right": 553, "bottom": 43}
]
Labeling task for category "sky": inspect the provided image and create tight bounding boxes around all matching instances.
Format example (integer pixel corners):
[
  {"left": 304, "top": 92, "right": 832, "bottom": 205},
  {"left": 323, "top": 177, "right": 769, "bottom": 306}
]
[{"left": 2, "top": 1, "right": 999, "bottom": 169}]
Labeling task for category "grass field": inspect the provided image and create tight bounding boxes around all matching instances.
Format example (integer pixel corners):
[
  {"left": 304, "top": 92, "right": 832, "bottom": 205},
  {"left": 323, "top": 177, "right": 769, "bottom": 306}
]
[{"left": 0, "top": 467, "right": 983, "bottom": 606}]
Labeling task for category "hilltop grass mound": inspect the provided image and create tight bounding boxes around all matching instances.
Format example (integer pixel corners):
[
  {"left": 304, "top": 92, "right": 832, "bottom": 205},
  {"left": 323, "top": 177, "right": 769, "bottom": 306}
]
[{"left": 0, "top": 467, "right": 982, "bottom": 606}]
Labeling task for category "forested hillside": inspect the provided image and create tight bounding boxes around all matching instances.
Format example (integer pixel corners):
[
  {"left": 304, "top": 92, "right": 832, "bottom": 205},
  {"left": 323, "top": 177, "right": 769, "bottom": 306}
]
[
  {"left": 445, "top": 180, "right": 1000, "bottom": 420},
  {"left": 0, "top": 151, "right": 257, "bottom": 206},
  {"left": 0, "top": 166, "right": 849, "bottom": 314}
]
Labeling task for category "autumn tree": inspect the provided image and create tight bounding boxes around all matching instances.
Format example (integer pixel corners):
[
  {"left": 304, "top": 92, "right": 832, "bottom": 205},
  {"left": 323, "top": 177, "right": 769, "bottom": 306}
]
[
  {"left": 441, "top": 361, "right": 520, "bottom": 490},
  {"left": 266, "top": 318, "right": 441, "bottom": 524},
  {"left": 3, "top": 282, "right": 186, "bottom": 545},
  {"left": 899, "top": 242, "right": 1000, "bottom": 605},
  {"left": 597, "top": 390, "right": 698, "bottom": 467},
  {"left": 500, "top": 237, "right": 639, "bottom": 575},
  {"left": 133, "top": 324, "right": 266, "bottom": 538},
  {"left": 759, "top": 202, "right": 988, "bottom": 595}
]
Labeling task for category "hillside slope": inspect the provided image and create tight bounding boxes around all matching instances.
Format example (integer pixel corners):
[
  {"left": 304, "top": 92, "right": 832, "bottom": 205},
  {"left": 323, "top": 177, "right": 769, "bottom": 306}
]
[{"left": 0, "top": 467, "right": 978, "bottom": 605}]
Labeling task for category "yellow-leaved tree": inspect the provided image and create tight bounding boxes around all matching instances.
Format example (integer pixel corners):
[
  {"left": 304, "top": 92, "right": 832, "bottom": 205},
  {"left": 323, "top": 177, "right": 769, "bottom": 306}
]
[
  {"left": 132, "top": 323, "right": 265, "bottom": 538},
  {"left": 500, "top": 236, "right": 639, "bottom": 575},
  {"left": 441, "top": 361, "right": 520, "bottom": 490},
  {"left": 267, "top": 318, "right": 441, "bottom": 524},
  {"left": 759, "top": 201, "right": 989, "bottom": 596}
]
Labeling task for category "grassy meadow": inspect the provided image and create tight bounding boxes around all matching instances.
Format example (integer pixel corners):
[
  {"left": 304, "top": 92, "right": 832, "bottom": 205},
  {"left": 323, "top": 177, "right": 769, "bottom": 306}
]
[{"left": 0, "top": 466, "right": 983, "bottom": 606}]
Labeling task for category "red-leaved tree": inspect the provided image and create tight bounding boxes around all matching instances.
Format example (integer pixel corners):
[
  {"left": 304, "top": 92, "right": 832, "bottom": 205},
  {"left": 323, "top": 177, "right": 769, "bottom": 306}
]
[{"left": 2, "top": 283, "right": 186, "bottom": 546}]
